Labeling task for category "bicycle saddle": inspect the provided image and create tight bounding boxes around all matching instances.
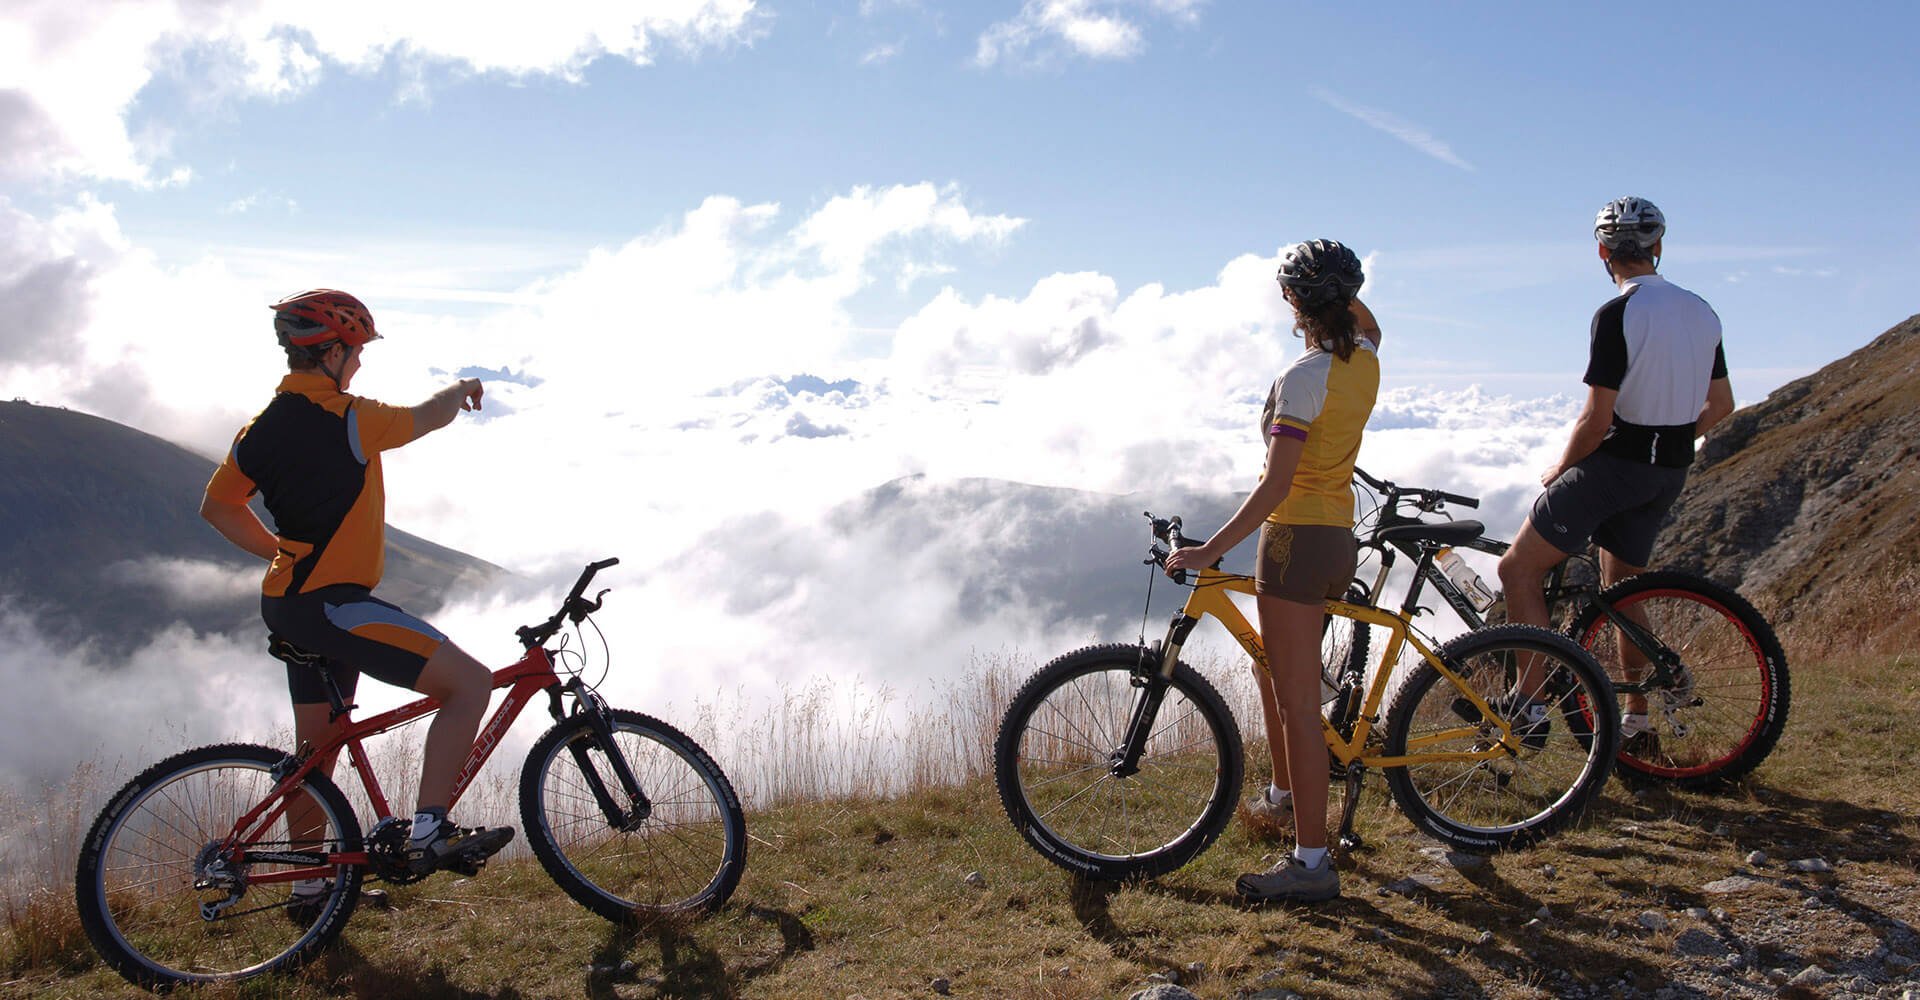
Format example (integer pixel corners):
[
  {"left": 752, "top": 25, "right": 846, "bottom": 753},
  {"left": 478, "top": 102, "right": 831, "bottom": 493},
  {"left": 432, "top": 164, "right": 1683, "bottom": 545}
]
[
  {"left": 1375, "top": 519, "right": 1485, "bottom": 546},
  {"left": 266, "top": 634, "right": 325, "bottom": 667}
]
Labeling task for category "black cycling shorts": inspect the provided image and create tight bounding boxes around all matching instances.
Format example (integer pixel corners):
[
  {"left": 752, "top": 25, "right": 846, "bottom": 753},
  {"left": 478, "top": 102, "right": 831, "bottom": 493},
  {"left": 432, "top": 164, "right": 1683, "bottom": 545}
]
[
  {"left": 261, "top": 585, "right": 446, "bottom": 705},
  {"left": 1529, "top": 451, "right": 1687, "bottom": 567}
]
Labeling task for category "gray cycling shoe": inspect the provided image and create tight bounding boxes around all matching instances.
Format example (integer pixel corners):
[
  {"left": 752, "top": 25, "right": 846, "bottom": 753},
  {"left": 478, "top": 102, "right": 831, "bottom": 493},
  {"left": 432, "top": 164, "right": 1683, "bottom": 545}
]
[
  {"left": 407, "top": 823, "right": 515, "bottom": 877},
  {"left": 1236, "top": 855, "right": 1340, "bottom": 903}
]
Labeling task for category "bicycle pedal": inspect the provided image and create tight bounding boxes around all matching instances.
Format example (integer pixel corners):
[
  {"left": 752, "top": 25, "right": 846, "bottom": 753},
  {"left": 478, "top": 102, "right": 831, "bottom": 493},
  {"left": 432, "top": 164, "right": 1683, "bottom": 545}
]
[{"left": 444, "top": 857, "right": 486, "bottom": 877}]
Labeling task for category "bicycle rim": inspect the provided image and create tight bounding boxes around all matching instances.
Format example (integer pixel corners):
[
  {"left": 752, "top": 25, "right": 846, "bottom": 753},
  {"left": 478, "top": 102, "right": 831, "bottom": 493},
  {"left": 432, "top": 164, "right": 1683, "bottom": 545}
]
[
  {"left": 1578, "top": 576, "right": 1787, "bottom": 784},
  {"left": 1385, "top": 627, "right": 1616, "bottom": 850},
  {"left": 77, "top": 745, "right": 360, "bottom": 987},
  {"left": 523, "top": 711, "right": 746, "bottom": 918},
  {"left": 997, "top": 648, "right": 1241, "bottom": 880}
]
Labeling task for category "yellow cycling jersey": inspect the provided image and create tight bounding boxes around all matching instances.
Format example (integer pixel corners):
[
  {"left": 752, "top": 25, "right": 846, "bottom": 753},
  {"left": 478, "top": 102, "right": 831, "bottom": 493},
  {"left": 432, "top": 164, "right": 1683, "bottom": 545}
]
[
  {"left": 1258, "top": 340, "right": 1380, "bottom": 528},
  {"left": 205, "top": 372, "right": 416, "bottom": 596}
]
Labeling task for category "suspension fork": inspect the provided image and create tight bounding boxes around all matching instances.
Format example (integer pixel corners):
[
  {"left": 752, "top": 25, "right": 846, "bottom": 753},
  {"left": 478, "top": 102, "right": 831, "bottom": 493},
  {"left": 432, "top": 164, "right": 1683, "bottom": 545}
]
[
  {"left": 1113, "top": 614, "right": 1202, "bottom": 776},
  {"left": 551, "top": 680, "right": 654, "bottom": 830}
]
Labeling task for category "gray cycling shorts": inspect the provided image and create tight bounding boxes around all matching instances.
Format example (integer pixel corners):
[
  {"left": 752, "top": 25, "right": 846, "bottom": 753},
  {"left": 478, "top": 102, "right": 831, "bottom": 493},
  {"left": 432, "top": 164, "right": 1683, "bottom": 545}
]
[{"left": 1530, "top": 451, "right": 1687, "bottom": 567}]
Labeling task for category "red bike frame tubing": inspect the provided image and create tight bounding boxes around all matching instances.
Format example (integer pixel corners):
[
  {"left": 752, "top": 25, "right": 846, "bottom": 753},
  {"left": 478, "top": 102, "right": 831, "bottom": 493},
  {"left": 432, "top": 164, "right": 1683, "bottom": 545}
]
[{"left": 227, "top": 646, "right": 561, "bottom": 883}]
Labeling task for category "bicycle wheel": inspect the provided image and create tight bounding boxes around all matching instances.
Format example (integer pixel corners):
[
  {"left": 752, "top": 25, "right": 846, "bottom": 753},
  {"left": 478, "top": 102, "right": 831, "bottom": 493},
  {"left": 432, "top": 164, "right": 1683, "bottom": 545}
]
[
  {"left": 1322, "top": 583, "right": 1373, "bottom": 732},
  {"left": 75, "top": 743, "right": 362, "bottom": 990},
  {"left": 1382, "top": 625, "right": 1618, "bottom": 851},
  {"left": 521, "top": 709, "right": 746, "bottom": 921},
  {"left": 994, "top": 644, "right": 1243, "bottom": 881},
  {"left": 1569, "top": 571, "right": 1789, "bottom": 789}
]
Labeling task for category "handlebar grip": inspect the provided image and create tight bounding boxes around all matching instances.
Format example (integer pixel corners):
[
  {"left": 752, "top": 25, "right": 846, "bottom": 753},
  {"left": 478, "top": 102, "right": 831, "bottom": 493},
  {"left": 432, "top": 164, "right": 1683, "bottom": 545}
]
[
  {"left": 589, "top": 557, "right": 620, "bottom": 571},
  {"left": 1438, "top": 491, "right": 1480, "bottom": 509}
]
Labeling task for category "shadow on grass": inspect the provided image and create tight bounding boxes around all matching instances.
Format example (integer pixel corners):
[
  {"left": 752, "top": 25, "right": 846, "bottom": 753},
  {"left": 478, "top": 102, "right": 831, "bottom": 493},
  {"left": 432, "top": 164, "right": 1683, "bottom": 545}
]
[
  {"left": 581, "top": 903, "right": 813, "bottom": 1000},
  {"left": 317, "top": 940, "right": 532, "bottom": 999}
]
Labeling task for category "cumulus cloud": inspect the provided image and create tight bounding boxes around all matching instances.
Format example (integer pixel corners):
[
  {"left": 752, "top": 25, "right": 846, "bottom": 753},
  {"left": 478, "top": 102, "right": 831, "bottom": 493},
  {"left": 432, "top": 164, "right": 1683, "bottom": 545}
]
[
  {"left": 0, "top": 0, "right": 765, "bottom": 183},
  {"left": 975, "top": 0, "right": 1201, "bottom": 68}
]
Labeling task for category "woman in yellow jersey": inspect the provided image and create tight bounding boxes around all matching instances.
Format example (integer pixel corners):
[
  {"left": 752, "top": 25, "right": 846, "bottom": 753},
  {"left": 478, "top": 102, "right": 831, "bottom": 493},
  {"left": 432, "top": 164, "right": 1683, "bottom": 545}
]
[{"left": 1166, "top": 240, "right": 1380, "bottom": 903}]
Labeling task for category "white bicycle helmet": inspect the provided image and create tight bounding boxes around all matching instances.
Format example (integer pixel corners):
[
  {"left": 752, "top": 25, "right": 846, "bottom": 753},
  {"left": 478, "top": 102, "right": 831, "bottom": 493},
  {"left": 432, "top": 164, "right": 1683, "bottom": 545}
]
[{"left": 1594, "top": 196, "right": 1666, "bottom": 250}]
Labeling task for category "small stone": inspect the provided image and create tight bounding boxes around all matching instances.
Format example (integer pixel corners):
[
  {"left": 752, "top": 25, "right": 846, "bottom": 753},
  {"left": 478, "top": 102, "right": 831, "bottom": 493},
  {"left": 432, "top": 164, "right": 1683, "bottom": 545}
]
[
  {"left": 1727, "top": 952, "right": 1746, "bottom": 969},
  {"left": 1184, "top": 961, "right": 1206, "bottom": 977},
  {"left": 1787, "top": 965, "right": 1833, "bottom": 987},
  {"left": 1745, "top": 850, "right": 1767, "bottom": 866},
  {"left": 932, "top": 977, "right": 952, "bottom": 996},
  {"left": 1476, "top": 930, "right": 1492, "bottom": 946},
  {"left": 1054, "top": 966, "right": 1072, "bottom": 977},
  {"left": 1788, "top": 857, "right": 1833, "bottom": 873},
  {"left": 1542, "top": 864, "right": 1557, "bottom": 879},
  {"left": 1128, "top": 985, "right": 1201, "bottom": 1000},
  {"left": 618, "top": 960, "right": 639, "bottom": 975},
  {"left": 1685, "top": 906, "right": 1710, "bottom": 919},
  {"left": 1674, "top": 928, "right": 1721, "bottom": 956},
  {"left": 362, "top": 887, "right": 391, "bottom": 909},
  {"left": 1419, "top": 846, "right": 1488, "bottom": 869},
  {"left": 1711, "top": 907, "right": 1728, "bottom": 920},
  {"left": 963, "top": 870, "right": 987, "bottom": 888},
  {"left": 1524, "top": 918, "right": 1544, "bottom": 930},
  {"left": 1145, "top": 968, "right": 1181, "bottom": 985},
  {"left": 1536, "top": 905, "right": 1552, "bottom": 920},
  {"left": 1711, "top": 822, "right": 1730, "bottom": 836},
  {"left": 1702, "top": 876, "right": 1764, "bottom": 894},
  {"left": 1638, "top": 910, "right": 1670, "bottom": 932}
]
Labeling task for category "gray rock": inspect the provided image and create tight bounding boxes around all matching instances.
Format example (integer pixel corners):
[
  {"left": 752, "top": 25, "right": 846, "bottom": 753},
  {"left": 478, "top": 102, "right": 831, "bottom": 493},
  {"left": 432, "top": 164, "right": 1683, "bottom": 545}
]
[
  {"left": 1536, "top": 905, "right": 1553, "bottom": 920},
  {"left": 963, "top": 870, "right": 987, "bottom": 888},
  {"left": 932, "top": 977, "right": 952, "bottom": 996},
  {"left": 1419, "top": 846, "right": 1488, "bottom": 869},
  {"left": 1702, "top": 875, "right": 1765, "bottom": 894},
  {"left": 1184, "top": 961, "right": 1206, "bottom": 977},
  {"left": 1383, "top": 873, "right": 1447, "bottom": 895},
  {"left": 1145, "top": 969, "right": 1178, "bottom": 984},
  {"left": 1248, "top": 990, "right": 1303, "bottom": 1000},
  {"left": 1745, "top": 849, "right": 1768, "bottom": 866},
  {"left": 1674, "top": 928, "right": 1723, "bottom": 956},
  {"left": 1788, "top": 857, "right": 1834, "bottom": 873},
  {"left": 1787, "top": 965, "right": 1832, "bottom": 987},
  {"left": 1476, "top": 930, "right": 1493, "bottom": 945},
  {"left": 1542, "top": 864, "right": 1558, "bottom": 879},
  {"left": 1129, "top": 986, "right": 1200, "bottom": 1000},
  {"left": 1685, "top": 906, "right": 1710, "bottom": 919},
  {"left": 1639, "top": 910, "right": 1671, "bottom": 932}
]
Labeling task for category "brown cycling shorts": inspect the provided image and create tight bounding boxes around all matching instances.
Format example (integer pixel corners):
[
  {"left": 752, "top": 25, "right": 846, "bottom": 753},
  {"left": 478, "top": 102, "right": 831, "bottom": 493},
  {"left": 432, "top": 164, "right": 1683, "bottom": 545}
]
[{"left": 1254, "top": 522, "right": 1357, "bottom": 604}]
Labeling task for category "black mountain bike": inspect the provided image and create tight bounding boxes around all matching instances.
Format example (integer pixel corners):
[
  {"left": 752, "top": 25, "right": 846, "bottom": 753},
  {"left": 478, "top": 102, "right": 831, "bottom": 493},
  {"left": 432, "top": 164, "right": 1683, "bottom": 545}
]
[{"left": 1346, "top": 467, "right": 1789, "bottom": 788}]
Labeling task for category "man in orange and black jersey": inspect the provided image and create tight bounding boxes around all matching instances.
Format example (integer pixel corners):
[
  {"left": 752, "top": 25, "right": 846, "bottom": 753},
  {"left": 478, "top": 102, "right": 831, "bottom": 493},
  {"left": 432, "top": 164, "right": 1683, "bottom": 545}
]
[{"left": 201, "top": 289, "right": 511, "bottom": 891}]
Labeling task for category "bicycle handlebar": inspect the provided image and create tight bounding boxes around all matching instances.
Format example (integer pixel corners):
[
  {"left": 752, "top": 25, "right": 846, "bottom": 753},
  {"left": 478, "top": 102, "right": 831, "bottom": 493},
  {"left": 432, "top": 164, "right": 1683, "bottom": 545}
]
[
  {"left": 516, "top": 557, "right": 620, "bottom": 650},
  {"left": 1352, "top": 466, "right": 1480, "bottom": 513},
  {"left": 1144, "top": 512, "right": 1214, "bottom": 585}
]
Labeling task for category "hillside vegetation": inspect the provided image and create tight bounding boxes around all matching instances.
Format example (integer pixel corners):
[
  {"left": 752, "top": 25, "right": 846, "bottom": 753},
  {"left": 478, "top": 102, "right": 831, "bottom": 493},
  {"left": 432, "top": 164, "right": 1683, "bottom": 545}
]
[{"left": 4, "top": 637, "right": 1917, "bottom": 1000}]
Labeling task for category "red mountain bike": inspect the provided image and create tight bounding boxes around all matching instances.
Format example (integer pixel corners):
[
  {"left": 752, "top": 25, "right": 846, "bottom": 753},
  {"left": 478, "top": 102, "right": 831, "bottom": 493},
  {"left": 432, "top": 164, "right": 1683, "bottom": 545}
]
[{"left": 74, "top": 559, "right": 747, "bottom": 991}]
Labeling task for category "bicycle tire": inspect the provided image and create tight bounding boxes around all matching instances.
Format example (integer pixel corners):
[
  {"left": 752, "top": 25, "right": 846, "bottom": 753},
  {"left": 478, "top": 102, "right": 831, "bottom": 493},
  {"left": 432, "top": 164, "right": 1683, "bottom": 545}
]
[
  {"left": 1382, "top": 625, "right": 1618, "bottom": 852},
  {"left": 1569, "top": 571, "right": 1789, "bottom": 789},
  {"left": 75, "top": 743, "right": 362, "bottom": 990},
  {"left": 995, "top": 644, "right": 1243, "bottom": 881},
  {"left": 1322, "top": 583, "right": 1373, "bottom": 735},
  {"left": 520, "top": 709, "right": 746, "bottom": 921}
]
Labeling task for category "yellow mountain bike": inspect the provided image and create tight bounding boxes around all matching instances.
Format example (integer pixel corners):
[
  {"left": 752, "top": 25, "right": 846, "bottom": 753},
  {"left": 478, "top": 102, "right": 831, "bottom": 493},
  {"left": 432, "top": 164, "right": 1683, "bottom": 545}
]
[{"left": 994, "top": 514, "right": 1619, "bottom": 881}]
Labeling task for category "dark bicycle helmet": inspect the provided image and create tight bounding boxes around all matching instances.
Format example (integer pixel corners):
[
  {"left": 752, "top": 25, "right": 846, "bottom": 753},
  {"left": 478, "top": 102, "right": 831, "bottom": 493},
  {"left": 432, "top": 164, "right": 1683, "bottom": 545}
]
[
  {"left": 1593, "top": 197, "right": 1665, "bottom": 250},
  {"left": 1275, "top": 239, "right": 1364, "bottom": 307},
  {"left": 271, "top": 288, "right": 381, "bottom": 357}
]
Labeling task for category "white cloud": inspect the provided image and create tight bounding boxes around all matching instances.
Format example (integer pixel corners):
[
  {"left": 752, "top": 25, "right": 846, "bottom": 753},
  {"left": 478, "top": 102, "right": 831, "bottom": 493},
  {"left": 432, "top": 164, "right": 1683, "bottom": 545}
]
[
  {"left": 0, "top": 0, "right": 765, "bottom": 183},
  {"left": 975, "top": 0, "right": 1199, "bottom": 68},
  {"left": 1313, "top": 88, "right": 1474, "bottom": 172}
]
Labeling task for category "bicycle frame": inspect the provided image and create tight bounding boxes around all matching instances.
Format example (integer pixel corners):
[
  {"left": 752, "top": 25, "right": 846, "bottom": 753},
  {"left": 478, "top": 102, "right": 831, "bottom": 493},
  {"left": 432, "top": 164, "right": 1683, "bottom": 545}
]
[
  {"left": 1146, "top": 567, "right": 1526, "bottom": 771},
  {"left": 215, "top": 645, "right": 586, "bottom": 888}
]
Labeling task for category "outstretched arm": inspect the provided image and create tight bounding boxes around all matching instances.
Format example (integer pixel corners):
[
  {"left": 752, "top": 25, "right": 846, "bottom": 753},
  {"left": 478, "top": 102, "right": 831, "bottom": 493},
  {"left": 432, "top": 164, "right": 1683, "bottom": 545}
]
[
  {"left": 1351, "top": 297, "right": 1381, "bottom": 347},
  {"left": 408, "top": 378, "right": 484, "bottom": 440}
]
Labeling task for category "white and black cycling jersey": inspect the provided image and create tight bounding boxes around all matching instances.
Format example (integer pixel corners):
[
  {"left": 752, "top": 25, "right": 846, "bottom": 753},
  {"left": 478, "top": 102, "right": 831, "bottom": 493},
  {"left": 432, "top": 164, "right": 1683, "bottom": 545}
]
[{"left": 1583, "top": 273, "right": 1727, "bottom": 468}]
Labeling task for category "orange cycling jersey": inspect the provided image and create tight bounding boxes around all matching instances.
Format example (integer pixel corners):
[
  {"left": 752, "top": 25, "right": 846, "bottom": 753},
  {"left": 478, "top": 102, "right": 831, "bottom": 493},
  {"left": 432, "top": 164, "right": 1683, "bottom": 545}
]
[{"left": 206, "top": 372, "right": 416, "bottom": 596}]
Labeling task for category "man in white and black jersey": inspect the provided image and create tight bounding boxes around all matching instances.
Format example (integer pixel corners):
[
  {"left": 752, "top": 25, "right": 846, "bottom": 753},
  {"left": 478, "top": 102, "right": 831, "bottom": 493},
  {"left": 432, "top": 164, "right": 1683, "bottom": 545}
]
[{"left": 1495, "top": 197, "right": 1737, "bottom": 752}]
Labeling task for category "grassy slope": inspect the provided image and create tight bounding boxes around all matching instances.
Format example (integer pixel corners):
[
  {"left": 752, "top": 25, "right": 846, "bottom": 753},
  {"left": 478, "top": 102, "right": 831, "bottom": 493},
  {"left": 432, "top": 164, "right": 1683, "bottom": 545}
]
[{"left": 6, "top": 646, "right": 1918, "bottom": 1000}]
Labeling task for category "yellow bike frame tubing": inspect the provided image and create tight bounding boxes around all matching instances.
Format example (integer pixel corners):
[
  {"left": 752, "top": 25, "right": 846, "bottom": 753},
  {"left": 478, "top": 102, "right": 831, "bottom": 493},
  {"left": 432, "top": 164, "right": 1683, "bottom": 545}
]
[{"left": 1160, "top": 567, "right": 1525, "bottom": 768}]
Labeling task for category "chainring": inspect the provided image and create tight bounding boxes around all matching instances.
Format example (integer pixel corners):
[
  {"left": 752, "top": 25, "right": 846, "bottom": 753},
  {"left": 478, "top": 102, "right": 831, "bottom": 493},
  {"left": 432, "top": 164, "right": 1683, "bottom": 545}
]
[{"left": 366, "top": 817, "right": 430, "bottom": 885}]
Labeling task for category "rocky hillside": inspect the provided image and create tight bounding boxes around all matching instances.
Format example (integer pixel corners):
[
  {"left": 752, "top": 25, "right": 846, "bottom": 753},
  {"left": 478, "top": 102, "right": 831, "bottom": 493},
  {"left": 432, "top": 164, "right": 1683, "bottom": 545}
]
[
  {"left": 0, "top": 400, "right": 502, "bottom": 653},
  {"left": 1656, "top": 313, "right": 1920, "bottom": 646}
]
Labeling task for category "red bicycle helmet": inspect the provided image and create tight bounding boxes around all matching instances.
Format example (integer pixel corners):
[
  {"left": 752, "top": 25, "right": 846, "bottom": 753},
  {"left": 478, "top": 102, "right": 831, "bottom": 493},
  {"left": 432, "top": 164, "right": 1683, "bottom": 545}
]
[{"left": 270, "top": 289, "right": 381, "bottom": 350}]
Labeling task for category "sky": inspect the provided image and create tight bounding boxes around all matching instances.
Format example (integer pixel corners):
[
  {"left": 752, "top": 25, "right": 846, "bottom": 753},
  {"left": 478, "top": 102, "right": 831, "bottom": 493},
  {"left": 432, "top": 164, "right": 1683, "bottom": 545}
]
[{"left": 3, "top": 1, "right": 1917, "bottom": 798}]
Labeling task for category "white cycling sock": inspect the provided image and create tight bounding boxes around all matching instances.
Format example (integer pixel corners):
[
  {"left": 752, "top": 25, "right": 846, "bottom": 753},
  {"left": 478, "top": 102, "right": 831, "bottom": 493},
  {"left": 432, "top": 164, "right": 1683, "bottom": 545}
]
[
  {"left": 1265, "top": 784, "right": 1292, "bottom": 805},
  {"left": 1293, "top": 845, "right": 1329, "bottom": 869},
  {"left": 410, "top": 808, "right": 447, "bottom": 844},
  {"left": 1621, "top": 712, "right": 1650, "bottom": 737}
]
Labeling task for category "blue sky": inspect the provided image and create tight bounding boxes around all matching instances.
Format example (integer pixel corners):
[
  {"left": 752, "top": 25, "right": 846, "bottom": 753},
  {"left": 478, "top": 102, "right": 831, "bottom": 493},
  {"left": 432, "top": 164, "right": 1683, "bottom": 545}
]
[{"left": 9, "top": 2, "right": 1915, "bottom": 397}]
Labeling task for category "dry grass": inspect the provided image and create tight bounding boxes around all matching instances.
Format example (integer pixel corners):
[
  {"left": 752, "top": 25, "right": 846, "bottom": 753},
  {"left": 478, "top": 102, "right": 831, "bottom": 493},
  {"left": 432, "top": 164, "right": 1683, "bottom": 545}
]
[{"left": 6, "top": 645, "right": 1918, "bottom": 999}]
